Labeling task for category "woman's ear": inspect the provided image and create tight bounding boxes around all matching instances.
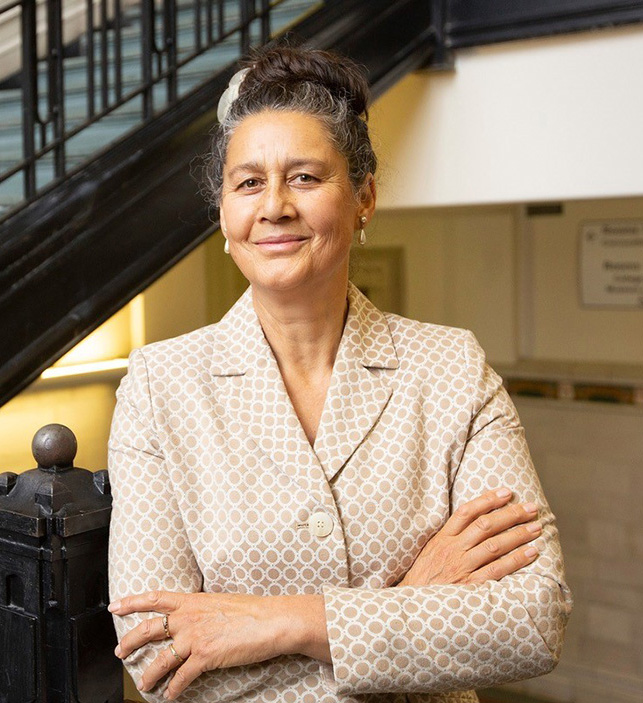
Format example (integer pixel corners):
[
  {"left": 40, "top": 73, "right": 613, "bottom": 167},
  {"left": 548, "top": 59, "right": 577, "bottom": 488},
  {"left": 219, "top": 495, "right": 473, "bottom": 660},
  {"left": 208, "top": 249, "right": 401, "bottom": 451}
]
[
  {"left": 359, "top": 174, "right": 377, "bottom": 223},
  {"left": 219, "top": 208, "right": 227, "bottom": 235}
]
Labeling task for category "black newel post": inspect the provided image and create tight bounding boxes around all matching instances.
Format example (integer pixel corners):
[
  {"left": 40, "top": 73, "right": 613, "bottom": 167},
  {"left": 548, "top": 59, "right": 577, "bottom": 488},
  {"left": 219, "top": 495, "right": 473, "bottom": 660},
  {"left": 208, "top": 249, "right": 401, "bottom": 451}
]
[{"left": 0, "top": 424, "right": 123, "bottom": 702}]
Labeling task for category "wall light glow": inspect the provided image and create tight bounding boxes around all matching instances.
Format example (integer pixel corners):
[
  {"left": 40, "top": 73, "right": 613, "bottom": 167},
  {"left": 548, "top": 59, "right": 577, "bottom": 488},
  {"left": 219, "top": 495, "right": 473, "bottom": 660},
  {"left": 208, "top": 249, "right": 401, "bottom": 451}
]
[{"left": 40, "top": 358, "right": 129, "bottom": 380}]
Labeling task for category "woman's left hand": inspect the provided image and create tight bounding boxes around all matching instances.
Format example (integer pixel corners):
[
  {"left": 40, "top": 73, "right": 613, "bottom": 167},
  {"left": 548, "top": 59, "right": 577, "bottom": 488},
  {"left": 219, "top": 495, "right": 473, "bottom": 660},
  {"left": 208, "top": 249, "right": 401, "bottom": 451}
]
[{"left": 110, "top": 590, "right": 328, "bottom": 699}]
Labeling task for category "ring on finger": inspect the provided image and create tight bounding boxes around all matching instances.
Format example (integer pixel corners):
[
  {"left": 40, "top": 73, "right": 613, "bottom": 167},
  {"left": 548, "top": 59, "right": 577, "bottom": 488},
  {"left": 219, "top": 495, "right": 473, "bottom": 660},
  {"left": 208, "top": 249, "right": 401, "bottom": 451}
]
[
  {"left": 169, "top": 643, "right": 185, "bottom": 663},
  {"left": 162, "top": 614, "right": 171, "bottom": 639}
]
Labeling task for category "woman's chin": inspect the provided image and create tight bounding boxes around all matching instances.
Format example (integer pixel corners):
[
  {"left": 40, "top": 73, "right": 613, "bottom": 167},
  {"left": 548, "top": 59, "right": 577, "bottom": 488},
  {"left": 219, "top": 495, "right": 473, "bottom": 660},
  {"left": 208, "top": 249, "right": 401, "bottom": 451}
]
[
  {"left": 240, "top": 258, "right": 307, "bottom": 292},
  {"left": 241, "top": 255, "right": 348, "bottom": 297},
  {"left": 253, "top": 275, "right": 310, "bottom": 294}
]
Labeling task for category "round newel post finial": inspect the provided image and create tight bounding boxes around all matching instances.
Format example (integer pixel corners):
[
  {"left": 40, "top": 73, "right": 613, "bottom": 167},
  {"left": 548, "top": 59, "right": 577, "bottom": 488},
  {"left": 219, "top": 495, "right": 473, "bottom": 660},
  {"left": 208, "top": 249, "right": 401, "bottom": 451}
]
[{"left": 32, "top": 424, "right": 78, "bottom": 471}]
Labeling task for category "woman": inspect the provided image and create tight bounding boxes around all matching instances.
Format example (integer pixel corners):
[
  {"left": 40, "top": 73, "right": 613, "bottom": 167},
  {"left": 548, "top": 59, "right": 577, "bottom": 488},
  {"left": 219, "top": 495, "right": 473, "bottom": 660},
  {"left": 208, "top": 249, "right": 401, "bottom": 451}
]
[{"left": 108, "top": 46, "right": 572, "bottom": 702}]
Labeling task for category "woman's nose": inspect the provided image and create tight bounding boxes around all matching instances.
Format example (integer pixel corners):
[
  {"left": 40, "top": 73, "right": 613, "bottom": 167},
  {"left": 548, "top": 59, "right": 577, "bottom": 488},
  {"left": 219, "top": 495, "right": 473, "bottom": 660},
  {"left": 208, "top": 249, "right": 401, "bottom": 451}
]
[{"left": 259, "top": 181, "right": 295, "bottom": 222}]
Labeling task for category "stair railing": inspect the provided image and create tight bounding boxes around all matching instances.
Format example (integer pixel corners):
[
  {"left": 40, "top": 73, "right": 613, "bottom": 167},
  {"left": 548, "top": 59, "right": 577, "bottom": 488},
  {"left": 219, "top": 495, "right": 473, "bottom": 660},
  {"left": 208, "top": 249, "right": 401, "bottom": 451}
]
[{"left": 0, "top": 0, "right": 295, "bottom": 211}]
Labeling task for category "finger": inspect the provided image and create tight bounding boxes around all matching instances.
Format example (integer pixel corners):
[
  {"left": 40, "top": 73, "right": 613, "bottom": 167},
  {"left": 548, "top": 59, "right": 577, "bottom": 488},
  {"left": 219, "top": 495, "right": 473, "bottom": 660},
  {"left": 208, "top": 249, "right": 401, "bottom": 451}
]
[
  {"left": 115, "top": 615, "right": 167, "bottom": 659},
  {"left": 466, "top": 521, "right": 542, "bottom": 571},
  {"left": 164, "top": 659, "right": 204, "bottom": 700},
  {"left": 459, "top": 501, "right": 538, "bottom": 550},
  {"left": 442, "top": 488, "right": 513, "bottom": 537},
  {"left": 467, "top": 545, "right": 539, "bottom": 584},
  {"left": 109, "top": 590, "right": 183, "bottom": 615},
  {"left": 137, "top": 642, "right": 190, "bottom": 694}
]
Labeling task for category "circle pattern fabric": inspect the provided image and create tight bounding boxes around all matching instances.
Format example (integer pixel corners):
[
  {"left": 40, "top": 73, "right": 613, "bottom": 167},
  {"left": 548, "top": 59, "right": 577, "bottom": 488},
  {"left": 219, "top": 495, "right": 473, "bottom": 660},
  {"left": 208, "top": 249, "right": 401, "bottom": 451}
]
[{"left": 108, "top": 282, "right": 571, "bottom": 702}]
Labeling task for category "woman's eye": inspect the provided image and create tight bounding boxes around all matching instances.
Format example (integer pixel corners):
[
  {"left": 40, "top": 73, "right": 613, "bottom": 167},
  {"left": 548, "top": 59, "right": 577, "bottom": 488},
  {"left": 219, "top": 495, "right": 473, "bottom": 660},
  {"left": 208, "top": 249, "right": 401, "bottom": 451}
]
[
  {"left": 294, "top": 173, "right": 316, "bottom": 184},
  {"left": 240, "top": 178, "right": 259, "bottom": 189}
]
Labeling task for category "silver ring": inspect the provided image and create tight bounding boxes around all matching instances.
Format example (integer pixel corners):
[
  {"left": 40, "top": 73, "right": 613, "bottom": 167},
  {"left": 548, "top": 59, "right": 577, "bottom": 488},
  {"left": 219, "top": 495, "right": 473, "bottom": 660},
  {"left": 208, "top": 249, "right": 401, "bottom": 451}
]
[
  {"left": 162, "top": 614, "right": 171, "bottom": 639},
  {"left": 169, "top": 643, "right": 184, "bottom": 663}
]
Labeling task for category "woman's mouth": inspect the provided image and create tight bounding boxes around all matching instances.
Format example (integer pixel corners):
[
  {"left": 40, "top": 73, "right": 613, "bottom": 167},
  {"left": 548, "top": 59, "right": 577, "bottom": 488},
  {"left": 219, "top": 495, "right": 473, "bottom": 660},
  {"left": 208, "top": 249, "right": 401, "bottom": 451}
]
[{"left": 255, "top": 235, "right": 308, "bottom": 252}]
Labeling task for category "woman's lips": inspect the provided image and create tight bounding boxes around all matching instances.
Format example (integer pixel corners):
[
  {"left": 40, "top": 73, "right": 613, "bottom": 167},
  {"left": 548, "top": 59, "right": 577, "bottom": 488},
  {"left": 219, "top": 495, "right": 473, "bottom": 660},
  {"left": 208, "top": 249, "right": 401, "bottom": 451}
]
[{"left": 255, "top": 236, "right": 308, "bottom": 251}]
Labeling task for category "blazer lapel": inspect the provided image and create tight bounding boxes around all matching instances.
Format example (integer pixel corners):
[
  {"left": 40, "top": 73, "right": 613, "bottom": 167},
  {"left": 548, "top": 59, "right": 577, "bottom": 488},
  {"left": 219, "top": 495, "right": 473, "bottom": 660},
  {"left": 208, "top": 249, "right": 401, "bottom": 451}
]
[
  {"left": 208, "top": 288, "right": 329, "bottom": 496},
  {"left": 209, "top": 283, "right": 399, "bottom": 489},
  {"left": 313, "top": 283, "right": 399, "bottom": 482}
]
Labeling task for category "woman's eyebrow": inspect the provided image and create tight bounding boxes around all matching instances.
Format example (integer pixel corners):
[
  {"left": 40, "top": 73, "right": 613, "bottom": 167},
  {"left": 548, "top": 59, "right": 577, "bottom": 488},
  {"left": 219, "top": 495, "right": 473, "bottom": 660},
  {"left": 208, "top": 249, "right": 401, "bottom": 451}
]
[{"left": 227, "top": 161, "right": 262, "bottom": 179}]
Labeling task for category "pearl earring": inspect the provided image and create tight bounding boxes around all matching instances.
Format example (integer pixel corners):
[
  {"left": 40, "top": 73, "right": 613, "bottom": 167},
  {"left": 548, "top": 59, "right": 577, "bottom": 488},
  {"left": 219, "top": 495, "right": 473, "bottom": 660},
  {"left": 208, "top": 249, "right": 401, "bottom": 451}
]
[
  {"left": 359, "top": 216, "right": 367, "bottom": 246},
  {"left": 224, "top": 238, "right": 230, "bottom": 254}
]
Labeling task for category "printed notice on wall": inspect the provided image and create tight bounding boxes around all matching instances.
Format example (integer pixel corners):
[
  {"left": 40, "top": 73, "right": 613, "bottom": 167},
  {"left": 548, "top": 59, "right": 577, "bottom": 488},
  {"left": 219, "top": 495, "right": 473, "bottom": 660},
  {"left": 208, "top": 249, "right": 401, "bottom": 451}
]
[{"left": 580, "top": 221, "right": 643, "bottom": 308}]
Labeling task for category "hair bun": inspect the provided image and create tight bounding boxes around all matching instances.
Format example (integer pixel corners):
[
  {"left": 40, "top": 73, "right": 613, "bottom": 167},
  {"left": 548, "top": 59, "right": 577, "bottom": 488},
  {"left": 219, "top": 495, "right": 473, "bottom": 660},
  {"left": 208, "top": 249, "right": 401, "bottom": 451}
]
[{"left": 241, "top": 46, "right": 371, "bottom": 118}]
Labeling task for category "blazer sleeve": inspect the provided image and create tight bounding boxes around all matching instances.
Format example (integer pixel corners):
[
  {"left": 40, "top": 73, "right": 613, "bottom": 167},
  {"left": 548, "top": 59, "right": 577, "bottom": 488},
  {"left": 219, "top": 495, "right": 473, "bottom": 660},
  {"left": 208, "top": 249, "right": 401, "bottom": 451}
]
[
  {"left": 108, "top": 348, "right": 204, "bottom": 701},
  {"left": 320, "top": 331, "right": 573, "bottom": 696},
  {"left": 108, "top": 350, "right": 277, "bottom": 702}
]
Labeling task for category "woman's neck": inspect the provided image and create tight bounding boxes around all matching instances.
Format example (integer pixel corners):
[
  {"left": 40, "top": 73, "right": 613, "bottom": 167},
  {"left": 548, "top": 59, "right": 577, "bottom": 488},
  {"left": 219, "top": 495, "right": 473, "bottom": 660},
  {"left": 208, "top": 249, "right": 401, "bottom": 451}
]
[{"left": 251, "top": 275, "right": 349, "bottom": 377}]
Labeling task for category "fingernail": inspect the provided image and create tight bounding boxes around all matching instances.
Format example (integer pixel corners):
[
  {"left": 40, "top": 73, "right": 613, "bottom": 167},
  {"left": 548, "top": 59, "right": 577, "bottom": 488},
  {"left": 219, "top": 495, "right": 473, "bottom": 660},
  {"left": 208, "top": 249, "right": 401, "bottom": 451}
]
[
  {"left": 108, "top": 600, "right": 121, "bottom": 612},
  {"left": 525, "top": 547, "right": 538, "bottom": 558},
  {"left": 114, "top": 645, "right": 121, "bottom": 658},
  {"left": 496, "top": 488, "right": 511, "bottom": 498},
  {"left": 524, "top": 502, "right": 538, "bottom": 514},
  {"left": 164, "top": 692, "right": 171, "bottom": 700},
  {"left": 527, "top": 521, "right": 542, "bottom": 533},
  {"left": 137, "top": 680, "right": 144, "bottom": 691}
]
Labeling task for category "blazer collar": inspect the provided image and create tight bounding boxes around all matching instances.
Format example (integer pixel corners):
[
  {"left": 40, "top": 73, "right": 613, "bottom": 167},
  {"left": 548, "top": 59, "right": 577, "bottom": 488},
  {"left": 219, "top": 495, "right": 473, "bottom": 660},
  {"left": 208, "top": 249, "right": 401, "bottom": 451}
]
[
  {"left": 209, "top": 285, "right": 265, "bottom": 377},
  {"left": 209, "top": 282, "right": 398, "bottom": 486},
  {"left": 209, "top": 282, "right": 399, "bottom": 376}
]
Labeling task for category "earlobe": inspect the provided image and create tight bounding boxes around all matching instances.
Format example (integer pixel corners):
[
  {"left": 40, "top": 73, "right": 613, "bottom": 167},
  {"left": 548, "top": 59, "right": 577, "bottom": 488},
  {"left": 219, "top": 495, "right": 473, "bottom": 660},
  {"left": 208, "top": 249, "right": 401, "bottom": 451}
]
[{"left": 219, "top": 209, "right": 230, "bottom": 252}]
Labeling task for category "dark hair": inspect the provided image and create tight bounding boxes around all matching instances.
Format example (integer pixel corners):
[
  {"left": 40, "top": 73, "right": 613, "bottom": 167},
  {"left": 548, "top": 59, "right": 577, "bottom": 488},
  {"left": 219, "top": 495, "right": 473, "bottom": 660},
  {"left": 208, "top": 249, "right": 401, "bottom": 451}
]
[{"left": 202, "top": 45, "right": 377, "bottom": 207}]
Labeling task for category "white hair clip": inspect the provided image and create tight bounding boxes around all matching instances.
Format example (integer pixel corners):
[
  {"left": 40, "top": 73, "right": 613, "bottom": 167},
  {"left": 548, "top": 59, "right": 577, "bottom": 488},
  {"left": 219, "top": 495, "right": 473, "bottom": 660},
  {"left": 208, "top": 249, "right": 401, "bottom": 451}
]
[{"left": 217, "top": 67, "right": 251, "bottom": 123}]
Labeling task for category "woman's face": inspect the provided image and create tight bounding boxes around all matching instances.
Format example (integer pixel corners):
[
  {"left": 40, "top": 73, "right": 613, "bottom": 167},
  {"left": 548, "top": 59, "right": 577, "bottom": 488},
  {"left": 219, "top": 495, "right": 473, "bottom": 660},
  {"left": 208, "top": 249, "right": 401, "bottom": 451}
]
[{"left": 219, "top": 109, "right": 375, "bottom": 294}]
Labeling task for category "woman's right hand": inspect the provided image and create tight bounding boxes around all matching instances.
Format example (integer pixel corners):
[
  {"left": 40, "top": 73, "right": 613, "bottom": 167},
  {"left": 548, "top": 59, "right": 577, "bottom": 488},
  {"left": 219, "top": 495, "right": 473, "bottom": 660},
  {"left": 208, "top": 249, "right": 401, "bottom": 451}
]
[{"left": 397, "top": 488, "right": 541, "bottom": 587}]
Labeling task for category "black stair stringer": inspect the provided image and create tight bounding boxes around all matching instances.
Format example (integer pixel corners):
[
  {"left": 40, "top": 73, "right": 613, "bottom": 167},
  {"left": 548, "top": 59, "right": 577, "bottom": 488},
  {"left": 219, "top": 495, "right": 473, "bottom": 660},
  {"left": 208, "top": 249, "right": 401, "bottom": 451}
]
[{"left": 0, "top": 0, "right": 434, "bottom": 406}]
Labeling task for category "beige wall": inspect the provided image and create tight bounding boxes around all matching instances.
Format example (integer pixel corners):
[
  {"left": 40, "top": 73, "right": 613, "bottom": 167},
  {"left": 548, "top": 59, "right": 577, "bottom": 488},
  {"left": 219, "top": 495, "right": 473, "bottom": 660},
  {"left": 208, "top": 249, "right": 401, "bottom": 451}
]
[
  {"left": 371, "top": 197, "right": 643, "bottom": 369},
  {"left": 141, "top": 245, "right": 210, "bottom": 345},
  {"left": 369, "top": 207, "right": 517, "bottom": 364},
  {"left": 524, "top": 198, "right": 643, "bottom": 364},
  {"left": 0, "top": 380, "right": 121, "bottom": 472}
]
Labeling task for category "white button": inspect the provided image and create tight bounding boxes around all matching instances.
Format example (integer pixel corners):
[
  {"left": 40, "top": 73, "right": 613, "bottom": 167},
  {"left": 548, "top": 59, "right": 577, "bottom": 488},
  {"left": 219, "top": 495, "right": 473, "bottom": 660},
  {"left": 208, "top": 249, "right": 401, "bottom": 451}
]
[{"left": 309, "top": 511, "right": 333, "bottom": 538}]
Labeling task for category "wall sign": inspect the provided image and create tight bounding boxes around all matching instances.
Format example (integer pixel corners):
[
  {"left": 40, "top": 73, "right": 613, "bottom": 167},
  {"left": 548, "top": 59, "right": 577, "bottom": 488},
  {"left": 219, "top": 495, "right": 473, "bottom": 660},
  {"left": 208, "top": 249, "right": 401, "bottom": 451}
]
[{"left": 580, "top": 220, "right": 643, "bottom": 308}]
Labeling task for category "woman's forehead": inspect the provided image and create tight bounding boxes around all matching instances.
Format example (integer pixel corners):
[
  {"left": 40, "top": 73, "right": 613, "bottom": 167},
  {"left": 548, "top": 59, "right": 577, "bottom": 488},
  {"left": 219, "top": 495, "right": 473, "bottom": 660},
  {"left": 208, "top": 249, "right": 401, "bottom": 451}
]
[{"left": 225, "top": 110, "right": 342, "bottom": 169}]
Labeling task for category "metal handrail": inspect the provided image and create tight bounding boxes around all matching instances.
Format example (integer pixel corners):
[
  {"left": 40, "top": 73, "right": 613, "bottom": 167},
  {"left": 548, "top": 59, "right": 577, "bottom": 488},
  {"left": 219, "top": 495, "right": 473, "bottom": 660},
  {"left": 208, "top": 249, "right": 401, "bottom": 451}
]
[{"left": 0, "top": 0, "right": 301, "bottom": 207}]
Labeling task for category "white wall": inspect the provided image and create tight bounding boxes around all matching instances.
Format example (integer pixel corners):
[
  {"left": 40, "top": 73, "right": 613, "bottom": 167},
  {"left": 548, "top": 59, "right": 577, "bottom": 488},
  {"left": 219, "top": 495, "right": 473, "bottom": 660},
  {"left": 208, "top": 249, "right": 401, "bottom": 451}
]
[{"left": 370, "top": 25, "right": 643, "bottom": 208}]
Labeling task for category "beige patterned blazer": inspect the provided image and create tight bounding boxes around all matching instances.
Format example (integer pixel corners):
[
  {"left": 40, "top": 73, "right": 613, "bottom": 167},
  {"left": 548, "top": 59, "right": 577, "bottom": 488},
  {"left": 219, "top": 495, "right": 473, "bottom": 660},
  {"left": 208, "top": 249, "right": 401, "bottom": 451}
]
[{"left": 108, "top": 282, "right": 572, "bottom": 703}]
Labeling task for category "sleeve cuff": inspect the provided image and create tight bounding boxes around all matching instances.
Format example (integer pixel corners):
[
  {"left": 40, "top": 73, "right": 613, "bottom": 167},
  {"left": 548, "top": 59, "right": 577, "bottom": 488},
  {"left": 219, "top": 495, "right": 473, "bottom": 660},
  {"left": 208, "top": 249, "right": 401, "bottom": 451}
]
[{"left": 321, "top": 580, "right": 562, "bottom": 696}]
